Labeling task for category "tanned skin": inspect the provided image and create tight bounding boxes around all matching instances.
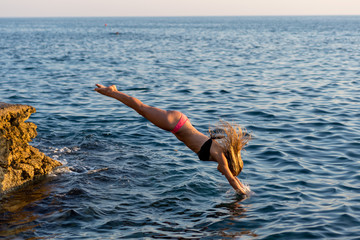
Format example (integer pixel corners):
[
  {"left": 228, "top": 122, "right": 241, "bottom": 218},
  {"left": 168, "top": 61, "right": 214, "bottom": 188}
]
[{"left": 94, "top": 84, "right": 246, "bottom": 194}]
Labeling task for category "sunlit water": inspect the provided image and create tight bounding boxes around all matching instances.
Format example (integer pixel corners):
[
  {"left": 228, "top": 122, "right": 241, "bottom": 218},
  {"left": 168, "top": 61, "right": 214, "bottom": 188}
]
[{"left": 1, "top": 16, "right": 360, "bottom": 239}]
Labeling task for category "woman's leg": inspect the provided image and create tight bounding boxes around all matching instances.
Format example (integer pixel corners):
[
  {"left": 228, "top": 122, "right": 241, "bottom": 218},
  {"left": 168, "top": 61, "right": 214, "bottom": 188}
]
[
  {"left": 95, "top": 84, "right": 181, "bottom": 131},
  {"left": 137, "top": 104, "right": 181, "bottom": 131}
]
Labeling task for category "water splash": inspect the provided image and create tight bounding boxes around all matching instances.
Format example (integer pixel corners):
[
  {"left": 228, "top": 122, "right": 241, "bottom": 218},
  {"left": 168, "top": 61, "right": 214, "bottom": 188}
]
[{"left": 242, "top": 182, "right": 252, "bottom": 196}]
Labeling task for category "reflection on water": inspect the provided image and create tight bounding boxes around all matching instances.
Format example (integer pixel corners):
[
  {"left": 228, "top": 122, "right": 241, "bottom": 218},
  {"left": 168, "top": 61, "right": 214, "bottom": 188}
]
[
  {"left": 213, "top": 197, "right": 258, "bottom": 239},
  {"left": 0, "top": 177, "right": 57, "bottom": 238},
  {"left": 0, "top": 177, "right": 256, "bottom": 239},
  {"left": 216, "top": 199, "right": 247, "bottom": 218}
]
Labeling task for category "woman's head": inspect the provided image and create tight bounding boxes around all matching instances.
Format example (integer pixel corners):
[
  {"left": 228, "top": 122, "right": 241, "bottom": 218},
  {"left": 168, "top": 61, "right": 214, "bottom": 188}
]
[{"left": 210, "top": 121, "right": 251, "bottom": 176}]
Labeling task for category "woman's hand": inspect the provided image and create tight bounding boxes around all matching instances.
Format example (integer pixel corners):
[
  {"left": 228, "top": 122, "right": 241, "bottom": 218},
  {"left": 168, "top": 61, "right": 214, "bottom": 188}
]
[
  {"left": 94, "top": 84, "right": 118, "bottom": 97},
  {"left": 234, "top": 177, "right": 247, "bottom": 195}
]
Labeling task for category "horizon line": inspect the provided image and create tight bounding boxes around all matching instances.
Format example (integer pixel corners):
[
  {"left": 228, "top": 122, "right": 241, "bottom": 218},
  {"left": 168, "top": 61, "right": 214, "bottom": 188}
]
[{"left": 1, "top": 14, "right": 360, "bottom": 19}]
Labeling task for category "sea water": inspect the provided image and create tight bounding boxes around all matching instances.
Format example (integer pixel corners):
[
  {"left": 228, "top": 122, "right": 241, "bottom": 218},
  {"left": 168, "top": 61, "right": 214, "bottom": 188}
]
[{"left": 0, "top": 16, "right": 360, "bottom": 239}]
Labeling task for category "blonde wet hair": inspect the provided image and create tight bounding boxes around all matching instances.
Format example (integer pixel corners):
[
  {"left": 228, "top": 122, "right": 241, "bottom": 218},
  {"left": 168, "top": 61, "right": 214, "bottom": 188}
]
[{"left": 209, "top": 121, "right": 251, "bottom": 176}]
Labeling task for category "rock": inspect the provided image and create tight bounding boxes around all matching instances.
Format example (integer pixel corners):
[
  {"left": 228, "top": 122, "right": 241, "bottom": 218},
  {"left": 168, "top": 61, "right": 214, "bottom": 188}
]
[{"left": 0, "top": 102, "right": 62, "bottom": 194}]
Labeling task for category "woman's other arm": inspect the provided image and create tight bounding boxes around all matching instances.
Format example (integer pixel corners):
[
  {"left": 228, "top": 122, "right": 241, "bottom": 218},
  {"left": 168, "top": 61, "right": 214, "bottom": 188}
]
[
  {"left": 213, "top": 149, "right": 247, "bottom": 195},
  {"left": 218, "top": 162, "right": 247, "bottom": 195}
]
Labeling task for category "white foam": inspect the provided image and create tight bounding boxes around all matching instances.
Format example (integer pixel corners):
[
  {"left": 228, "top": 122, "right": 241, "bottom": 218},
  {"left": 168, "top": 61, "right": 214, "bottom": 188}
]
[
  {"left": 48, "top": 146, "right": 81, "bottom": 165},
  {"left": 48, "top": 166, "right": 72, "bottom": 177},
  {"left": 87, "top": 168, "right": 109, "bottom": 174},
  {"left": 52, "top": 146, "right": 80, "bottom": 154}
]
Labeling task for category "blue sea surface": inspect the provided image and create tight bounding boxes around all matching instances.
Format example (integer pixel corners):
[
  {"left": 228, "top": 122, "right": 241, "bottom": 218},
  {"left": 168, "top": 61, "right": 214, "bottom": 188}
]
[{"left": 1, "top": 16, "right": 360, "bottom": 239}]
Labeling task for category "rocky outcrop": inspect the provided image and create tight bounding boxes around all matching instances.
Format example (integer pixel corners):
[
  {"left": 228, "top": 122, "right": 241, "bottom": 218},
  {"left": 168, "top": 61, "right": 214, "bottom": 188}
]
[{"left": 0, "top": 102, "right": 61, "bottom": 194}]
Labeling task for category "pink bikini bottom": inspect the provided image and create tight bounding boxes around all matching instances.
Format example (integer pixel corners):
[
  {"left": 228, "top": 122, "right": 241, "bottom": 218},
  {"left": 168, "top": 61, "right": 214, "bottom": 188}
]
[{"left": 171, "top": 114, "right": 188, "bottom": 134}]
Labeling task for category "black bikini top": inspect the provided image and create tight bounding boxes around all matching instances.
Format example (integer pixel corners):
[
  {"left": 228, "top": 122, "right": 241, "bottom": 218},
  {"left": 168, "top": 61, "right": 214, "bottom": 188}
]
[
  {"left": 197, "top": 129, "right": 226, "bottom": 161},
  {"left": 197, "top": 138, "right": 213, "bottom": 161}
]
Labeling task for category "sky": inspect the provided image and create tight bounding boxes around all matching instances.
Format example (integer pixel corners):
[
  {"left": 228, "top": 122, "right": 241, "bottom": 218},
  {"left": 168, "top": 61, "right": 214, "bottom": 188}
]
[{"left": 1, "top": 0, "right": 360, "bottom": 18}]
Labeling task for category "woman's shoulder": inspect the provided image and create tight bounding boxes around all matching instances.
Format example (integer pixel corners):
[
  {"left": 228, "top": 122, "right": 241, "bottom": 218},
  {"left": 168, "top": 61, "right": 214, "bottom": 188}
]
[{"left": 210, "top": 140, "right": 226, "bottom": 163}]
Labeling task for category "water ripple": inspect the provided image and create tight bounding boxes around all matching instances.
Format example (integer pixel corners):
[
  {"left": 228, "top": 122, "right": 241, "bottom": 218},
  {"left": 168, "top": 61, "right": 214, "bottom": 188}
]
[{"left": 1, "top": 16, "right": 360, "bottom": 239}]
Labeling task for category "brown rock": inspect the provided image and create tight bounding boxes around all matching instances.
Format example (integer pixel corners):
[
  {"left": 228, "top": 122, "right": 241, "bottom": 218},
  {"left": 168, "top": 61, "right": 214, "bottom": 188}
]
[{"left": 0, "top": 102, "right": 62, "bottom": 194}]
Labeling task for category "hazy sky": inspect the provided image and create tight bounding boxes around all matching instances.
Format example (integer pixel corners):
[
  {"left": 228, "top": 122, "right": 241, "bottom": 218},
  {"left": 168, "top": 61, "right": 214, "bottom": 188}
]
[{"left": 1, "top": 0, "right": 359, "bottom": 17}]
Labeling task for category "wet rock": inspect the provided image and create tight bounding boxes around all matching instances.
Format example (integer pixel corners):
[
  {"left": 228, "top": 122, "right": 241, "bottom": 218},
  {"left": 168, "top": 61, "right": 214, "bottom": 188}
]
[{"left": 0, "top": 102, "right": 61, "bottom": 194}]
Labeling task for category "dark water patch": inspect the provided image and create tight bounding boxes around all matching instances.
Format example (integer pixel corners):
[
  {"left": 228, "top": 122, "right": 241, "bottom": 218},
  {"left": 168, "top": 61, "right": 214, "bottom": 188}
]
[
  {"left": 126, "top": 87, "right": 151, "bottom": 91},
  {"left": 219, "top": 89, "right": 230, "bottom": 94},
  {"left": 344, "top": 150, "right": 360, "bottom": 158},
  {"left": 243, "top": 110, "right": 276, "bottom": 118},
  {"left": 202, "top": 90, "right": 216, "bottom": 95},
  {"left": 303, "top": 135, "right": 322, "bottom": 141},
  {"left": 347, "top": 141, "right": 360, "bottom": 148},
  {"left": 283, "top": 148, "right": 308, "bottom": 158},
  {"left": 338, "top": 183, "right": 360, "bottom": 192},
  {"left": 264, "top": 231, "right": 323, "bottom": 240},
  {"left": 311, "top": 107, "right": 331, "bottom": 115},
  {"left": 23, "top": 66, "right": 36, "bottom": 71},
  {"left": 65, "top": 187, "right": 88, "bottom": 197},
  {"left": 204, "top": 109, "right": 217, "bottom": 114},
  {"left": 260, "top": 148, "right": 285, "bottom": 158},
  {"left": 282, "top": 167, "right": 313, "bottom": 175},
  {"left": 315, "top": 130, "right": 335, "bottom": 138},
  {"left": 176, "top": 88, "right": 192, "bottom": 94},
  {"left": 245, "top": 144, "right": 265, "bottom": 151},
  {"left": 247, "top": 125, "right": 289, "bottom": 134}
]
